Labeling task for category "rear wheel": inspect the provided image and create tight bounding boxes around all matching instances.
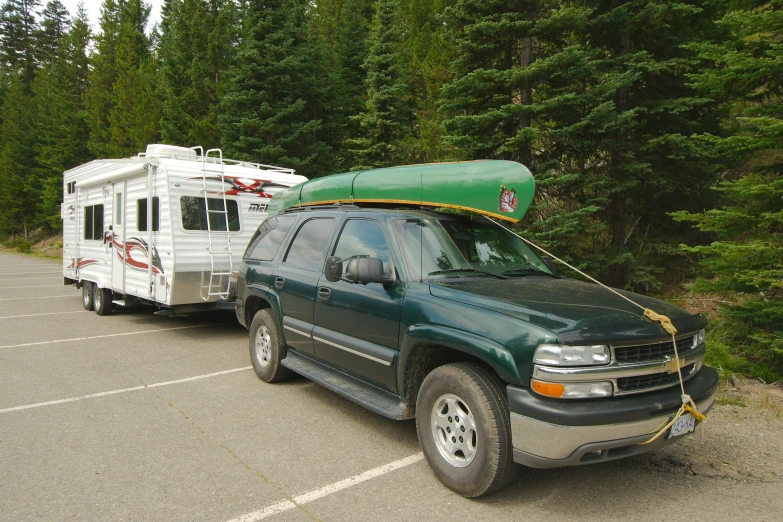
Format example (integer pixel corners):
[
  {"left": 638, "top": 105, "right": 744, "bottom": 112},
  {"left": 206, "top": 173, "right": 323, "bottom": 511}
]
[
  {"left": 249, "top": 309, "right": 290, "bottom": 383},
  {"left": 93, "top": 286, "right": 113, "bottom": 316},
  {"left": 82, "top": 282, "right": 93, "bottom": 310},
  {"left": 416, "top": 363, "right": 518, "bottom": 498}
]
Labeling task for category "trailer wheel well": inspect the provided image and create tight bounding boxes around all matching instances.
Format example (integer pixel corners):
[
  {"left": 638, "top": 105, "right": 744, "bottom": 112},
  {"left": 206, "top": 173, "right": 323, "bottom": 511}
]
[
  {"left": 244, "top": 295, "right": 272, "bottom": 327},
  {"left": 402, "top": 344, "right": 491, "bottom": 417}
]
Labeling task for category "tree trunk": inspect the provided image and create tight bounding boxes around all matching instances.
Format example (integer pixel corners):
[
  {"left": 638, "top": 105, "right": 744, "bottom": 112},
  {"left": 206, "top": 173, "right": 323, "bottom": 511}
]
[
  {"left": 608, "top": 32, "right": 631, "bottom": 288},
  {"left": 512, "top": 36, "right": 533, "bottom": 166}
]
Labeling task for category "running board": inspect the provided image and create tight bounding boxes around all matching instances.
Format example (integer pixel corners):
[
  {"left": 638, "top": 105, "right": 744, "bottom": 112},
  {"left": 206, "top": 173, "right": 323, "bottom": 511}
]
[{"left": 281, "top": 351, "right": 412, "bottom": 420}]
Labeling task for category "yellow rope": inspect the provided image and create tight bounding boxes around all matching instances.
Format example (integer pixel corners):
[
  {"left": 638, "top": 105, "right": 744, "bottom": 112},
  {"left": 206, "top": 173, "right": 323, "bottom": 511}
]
[{"left": 487, "top": 218, "right": 706, "bottom": 444}]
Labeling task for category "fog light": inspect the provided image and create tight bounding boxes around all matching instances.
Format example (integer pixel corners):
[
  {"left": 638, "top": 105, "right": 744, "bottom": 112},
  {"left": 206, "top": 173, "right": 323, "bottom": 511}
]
[{"left": 532, "top": 379, "right": 613, "bottom": 399}]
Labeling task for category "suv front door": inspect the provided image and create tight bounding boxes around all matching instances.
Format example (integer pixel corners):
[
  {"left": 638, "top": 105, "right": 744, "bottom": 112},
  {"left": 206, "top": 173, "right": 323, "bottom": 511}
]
[
  {"left": 274, "top": 216, "right": 336, "bottom": 356},
  {"left": 312, "top": 218, "right": 403, "bottom": 391}
]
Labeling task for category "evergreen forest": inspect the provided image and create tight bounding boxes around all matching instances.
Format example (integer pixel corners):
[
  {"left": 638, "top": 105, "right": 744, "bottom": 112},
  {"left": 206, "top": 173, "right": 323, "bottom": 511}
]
[{"left": 0, "top": 0, "right": 781, "bottom": 378}]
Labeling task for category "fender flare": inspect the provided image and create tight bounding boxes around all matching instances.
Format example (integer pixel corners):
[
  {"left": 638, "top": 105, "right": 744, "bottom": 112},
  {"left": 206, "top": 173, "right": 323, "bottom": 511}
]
[
  {"left": 397, "top": 324, "right": 522, "bottom": 395},
  {"left": 243, "top": 285, "right": 284, "bottom": 334}
]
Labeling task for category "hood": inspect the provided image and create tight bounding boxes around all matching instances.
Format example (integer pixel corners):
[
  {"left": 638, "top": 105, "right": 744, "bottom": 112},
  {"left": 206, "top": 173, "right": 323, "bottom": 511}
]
[{"left": 429, "top": 277, "right": 707, "bottom": 344}]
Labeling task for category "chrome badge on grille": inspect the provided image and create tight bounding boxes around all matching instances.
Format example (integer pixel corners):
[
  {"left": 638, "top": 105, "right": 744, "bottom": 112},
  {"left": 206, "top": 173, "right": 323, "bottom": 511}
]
[{"left": 663, "top": 356, "right": 687, "bottom": 374}]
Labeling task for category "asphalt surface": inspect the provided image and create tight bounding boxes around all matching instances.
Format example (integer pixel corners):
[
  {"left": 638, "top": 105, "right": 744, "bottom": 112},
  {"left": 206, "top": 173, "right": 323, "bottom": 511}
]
[{"left": 1, "top": 252, "right": 781, "bottom": 521}]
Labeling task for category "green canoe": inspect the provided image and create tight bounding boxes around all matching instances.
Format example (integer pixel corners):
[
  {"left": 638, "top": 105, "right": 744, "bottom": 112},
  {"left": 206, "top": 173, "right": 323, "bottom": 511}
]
[{"left": 267, "top": 160, "right": 535, "bottom": 222}]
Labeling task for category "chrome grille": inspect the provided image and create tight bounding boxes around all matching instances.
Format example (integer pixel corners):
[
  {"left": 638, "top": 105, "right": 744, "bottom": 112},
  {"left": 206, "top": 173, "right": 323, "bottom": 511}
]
[
  {"left": 617, "top": 363, "right": 696, "bottom": 392},
  {"left": 614, "top": 336, "right": 696, "bottom": 363}
]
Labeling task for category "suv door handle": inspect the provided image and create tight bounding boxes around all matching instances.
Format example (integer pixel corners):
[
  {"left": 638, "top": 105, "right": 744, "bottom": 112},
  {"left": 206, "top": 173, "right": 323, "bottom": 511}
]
[
  {"left": 317, "top": 287, "right": 331, "bottom": 301},
  {"left": 274, "top": 277, "right": 285, "bottom": 289}
]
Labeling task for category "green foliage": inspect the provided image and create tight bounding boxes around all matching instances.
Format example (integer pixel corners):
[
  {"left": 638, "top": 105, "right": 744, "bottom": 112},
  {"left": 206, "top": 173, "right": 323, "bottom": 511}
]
[
  {"left": 220, "top": 0, "right": 331, "bottom": 177},
  {"left": 673, "top": 1, "right": 783, "bottom": 379},
  {"left": 349, "top": 0, "right": 413, "bottom": 170},
  {"left": 158, "top": 0, "right": 238, "bottom": 149}
]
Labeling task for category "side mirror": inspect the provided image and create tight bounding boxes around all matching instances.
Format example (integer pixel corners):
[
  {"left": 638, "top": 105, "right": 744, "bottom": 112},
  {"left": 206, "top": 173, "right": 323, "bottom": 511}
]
[
  {"left": 344, "top": 257, "right": 395, "bottom": 285},
  {"left": 324, "top": 256, "right": 343, "bottom": 283},
  {"left": 541, "top": 256, "right": 558, "bottom": 276}
]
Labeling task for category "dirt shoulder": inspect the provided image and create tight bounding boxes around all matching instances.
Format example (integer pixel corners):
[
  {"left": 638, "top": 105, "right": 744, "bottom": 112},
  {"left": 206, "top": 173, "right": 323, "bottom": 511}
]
[{"left": 645, "top": 379, "right": 783, "bottom": 482}]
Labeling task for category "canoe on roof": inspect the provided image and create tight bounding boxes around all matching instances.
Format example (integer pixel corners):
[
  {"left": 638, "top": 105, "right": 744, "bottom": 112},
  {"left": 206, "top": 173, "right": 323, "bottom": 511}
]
[{"left": 267, "top": 160, "right": 535, "bottom": 222}]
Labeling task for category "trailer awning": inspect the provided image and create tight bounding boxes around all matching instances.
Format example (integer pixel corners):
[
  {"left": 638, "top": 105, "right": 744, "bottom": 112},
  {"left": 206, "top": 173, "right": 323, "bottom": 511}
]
[{"left": 74, "top": 161, "right": 155, "bottom": 188}]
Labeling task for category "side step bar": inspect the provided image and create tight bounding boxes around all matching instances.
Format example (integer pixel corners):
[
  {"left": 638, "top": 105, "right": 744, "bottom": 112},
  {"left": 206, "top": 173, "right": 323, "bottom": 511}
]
[{"left": 281, "top": 351, "right": 412, "bottom": 420}]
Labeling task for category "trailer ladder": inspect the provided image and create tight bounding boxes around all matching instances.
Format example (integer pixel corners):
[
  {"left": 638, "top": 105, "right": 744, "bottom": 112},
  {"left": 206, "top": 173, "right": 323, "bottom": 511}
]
[{"left": 195, "top": 147, "right": 233, "bottom": 301}]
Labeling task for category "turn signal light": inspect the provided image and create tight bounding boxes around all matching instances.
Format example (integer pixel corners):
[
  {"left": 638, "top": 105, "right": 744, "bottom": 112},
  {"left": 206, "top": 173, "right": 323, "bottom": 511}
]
[{"left": 531, "top": 380, "right": 564, "bottom": 398}]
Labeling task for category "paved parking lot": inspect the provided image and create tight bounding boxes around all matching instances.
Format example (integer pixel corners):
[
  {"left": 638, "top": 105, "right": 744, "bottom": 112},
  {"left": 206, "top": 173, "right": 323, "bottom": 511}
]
[{"left": 1, "top": 252, "right": 781, "bottom": 521}]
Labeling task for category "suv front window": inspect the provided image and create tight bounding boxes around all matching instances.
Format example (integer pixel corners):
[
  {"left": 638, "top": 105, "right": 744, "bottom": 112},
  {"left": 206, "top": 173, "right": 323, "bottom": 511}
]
[
  {"left": 332, "top": 219, "right": 390, "bottom": 265},
  {"left": 394, "top": 216, "right": 553, "bottom": 280}
]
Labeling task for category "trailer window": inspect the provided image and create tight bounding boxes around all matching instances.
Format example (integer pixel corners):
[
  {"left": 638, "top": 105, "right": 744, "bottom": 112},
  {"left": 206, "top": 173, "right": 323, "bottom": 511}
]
[
  {"left": 137, "top": 197, "right": 160, "bottom": 232},
  {"left": 180, "top": 196, "right": 240, "bottom": 232},
  {"left": 245, "top": 215, "right": 296, "bottom": 261},
  {"left": 115, "top": 193, "right": 123, "bottom": 226},
  {"left": 83, "top": 204, "right": 104, "bottom": 240}
]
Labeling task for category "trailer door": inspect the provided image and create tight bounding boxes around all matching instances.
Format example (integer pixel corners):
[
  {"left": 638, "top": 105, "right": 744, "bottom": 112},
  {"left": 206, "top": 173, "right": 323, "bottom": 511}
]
[{"left": 111, "top": 182, "right": 126, "bottom": 293}]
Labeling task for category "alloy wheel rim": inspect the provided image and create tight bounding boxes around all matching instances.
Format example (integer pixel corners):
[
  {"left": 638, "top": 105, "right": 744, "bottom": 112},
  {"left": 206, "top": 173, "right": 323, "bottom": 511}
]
[
  {"left": 430, "top": 393, "right": 478, "bottom": 468},
  {"left": 254, "top": 326, "right": 272, "bottom": 368}
]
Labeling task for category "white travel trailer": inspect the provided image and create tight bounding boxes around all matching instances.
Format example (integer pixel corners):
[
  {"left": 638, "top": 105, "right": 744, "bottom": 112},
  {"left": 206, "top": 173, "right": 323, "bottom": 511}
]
[{"left": 62, "top": 144, "right": 307, "bottom": 315}]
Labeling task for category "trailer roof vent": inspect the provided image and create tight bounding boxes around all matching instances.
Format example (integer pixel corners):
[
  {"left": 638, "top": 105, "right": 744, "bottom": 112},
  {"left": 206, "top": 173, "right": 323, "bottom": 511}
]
[{"left": 143, "top": 144, "right": 199, "bottom": 160}]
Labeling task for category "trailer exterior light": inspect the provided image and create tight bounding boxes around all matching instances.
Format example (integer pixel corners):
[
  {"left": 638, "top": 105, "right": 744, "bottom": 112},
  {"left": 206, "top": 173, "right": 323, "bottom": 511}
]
[{"left": 533, "top": 344, "right": 611, "bottom": 366}]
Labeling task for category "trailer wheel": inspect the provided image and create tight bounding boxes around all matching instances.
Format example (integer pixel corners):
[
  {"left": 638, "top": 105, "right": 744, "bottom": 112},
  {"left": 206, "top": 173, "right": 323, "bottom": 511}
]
[
  {"left": 93, "top": 286, "right": 113, "bottom": 316},
  {"left": 416, "top": 363, "right": 518, "bottom": 498},
  {"left": 249, "top": 309, "right": 290, "bottom": 383},
  {"left": 82, "top": 282, "right": 93, "bottom": 310}
]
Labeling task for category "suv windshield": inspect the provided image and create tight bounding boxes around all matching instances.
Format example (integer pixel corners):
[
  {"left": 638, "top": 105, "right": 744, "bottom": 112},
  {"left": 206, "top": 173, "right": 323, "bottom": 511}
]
[{"left": 393, "top": 216, "right": 554, "bottom": 280}]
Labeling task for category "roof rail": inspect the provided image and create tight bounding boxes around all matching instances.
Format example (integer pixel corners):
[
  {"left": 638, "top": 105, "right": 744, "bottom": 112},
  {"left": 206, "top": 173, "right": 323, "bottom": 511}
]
[{"left": 280, "top": 202, "right": 362, "bottom": 213}]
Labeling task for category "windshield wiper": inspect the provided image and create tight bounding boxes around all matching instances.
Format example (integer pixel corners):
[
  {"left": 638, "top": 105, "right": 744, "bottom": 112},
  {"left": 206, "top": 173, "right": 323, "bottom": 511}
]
[
  {"left": 501, "top": 268, "right": 556, "bottom": 277},
  {"left": 427, "top": 268, "right": 509, "bottom": 279}
]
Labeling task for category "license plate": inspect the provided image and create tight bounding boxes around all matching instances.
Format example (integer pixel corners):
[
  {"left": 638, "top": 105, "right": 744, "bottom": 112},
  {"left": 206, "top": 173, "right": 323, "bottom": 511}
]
[{"left": 669, "top": 413, "right": 696, "bottom": 439}]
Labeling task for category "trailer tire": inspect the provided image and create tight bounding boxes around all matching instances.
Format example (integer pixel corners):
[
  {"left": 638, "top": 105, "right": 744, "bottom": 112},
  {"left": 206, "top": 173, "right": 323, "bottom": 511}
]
[
  {"left": 93, "top": 286, "right": 113, "bottom": 316},
  {"left": 249, "top": 309, "right": 290, "bottom": 383},
  {"left": 82, "top": 282, "right": 93, "bottom": 310}
]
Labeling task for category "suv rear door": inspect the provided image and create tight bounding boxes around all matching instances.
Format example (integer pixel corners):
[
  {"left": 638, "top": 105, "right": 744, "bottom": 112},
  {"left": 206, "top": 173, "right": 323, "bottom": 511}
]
[{"left": 273, "top": 215, "right": 336, "bottom": 356}]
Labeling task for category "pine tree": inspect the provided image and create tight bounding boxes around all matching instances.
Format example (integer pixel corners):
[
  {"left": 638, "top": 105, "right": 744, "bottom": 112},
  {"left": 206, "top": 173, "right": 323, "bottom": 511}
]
[
  {"left": 158, "top": 0, "right": 238, "bottom": 149},
  {"left": 328, "top": 0, "right": 372, "bottom": 170},
  {"left": 0, "top": 0, "right": 40, "bottom": 86},
  {"left": 84, "top": 0, "right": 122, "bottom": 157},
  {"left": 672, "top": 0, "right": 783, "bottom": 378},
  {"left": 350, "top": 0, "right": 412, "bottom": 170},
  {"left": 0, "top": 75, "right": 36, "bottom": 237},
  {"left": 33, "top": 2, "right": 92, "bottom": 230},
  {"left": 36, "top": 0, "right": 69, "bottom": 65},
  {"left": 220, "top": 0, "right": 330, "bottom": 176},
  {"left": 106, "top": 0, "right": 158, "bottom": 156}
]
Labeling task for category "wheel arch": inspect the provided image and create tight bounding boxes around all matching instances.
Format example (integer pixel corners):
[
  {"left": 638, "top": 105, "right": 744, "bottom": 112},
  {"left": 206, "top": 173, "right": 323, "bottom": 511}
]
[{"left": 397, "top": 325, "right": 521, "bottom": 416}]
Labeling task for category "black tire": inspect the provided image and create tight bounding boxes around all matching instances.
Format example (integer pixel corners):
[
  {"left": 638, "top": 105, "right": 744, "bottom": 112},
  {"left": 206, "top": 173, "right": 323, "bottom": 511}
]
[
  {"left": 93, "top": 285, "right": 113, "bottom": 316},
  {"left": 249, "top": 309, "right": 290, "bottom": 383},
  {"left": 82, "top": 282, "right": 93, "bottom": 310},
  {"left": 416, "top": 363, "right": 518, "bottom": 498}
]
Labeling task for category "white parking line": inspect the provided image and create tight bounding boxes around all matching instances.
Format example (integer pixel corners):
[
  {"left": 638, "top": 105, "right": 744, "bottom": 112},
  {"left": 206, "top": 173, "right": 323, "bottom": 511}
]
[
  {"left": 0, "top": 323, "right": 220, "bottom": 349},
  {"left": 0, "top": 271, "right": 62, "bottom": 276},
  {"left": 0, "top": 310, "right": 86, "bottom": 320},
  {"left": 226, "top": 453, "right": 424, "bottom": 522},
  {"left": 0, "top": 294, "right": 74, "bottom": 301},
  {"left": 0, "top": 276, "right": 62, "bottom": 281},
  {"left": 0, "top": 367, "right": 253, "bottom": 414},
  {"left": 0, "top": 284, "right": 64, "bottom": 288}
]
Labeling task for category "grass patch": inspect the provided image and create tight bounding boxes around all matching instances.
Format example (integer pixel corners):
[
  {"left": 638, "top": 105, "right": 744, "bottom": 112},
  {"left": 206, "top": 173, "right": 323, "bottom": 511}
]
[{"left": 716, "top": 396, "right": 747, "bottom": 407}]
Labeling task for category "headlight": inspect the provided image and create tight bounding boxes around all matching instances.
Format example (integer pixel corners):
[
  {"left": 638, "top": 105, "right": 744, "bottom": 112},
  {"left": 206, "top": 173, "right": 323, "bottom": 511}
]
[
  {"left": 533, "top": 344, "right": 611, "bottom": 366},
  {"left": 696, "top": 329, "right": 705, "bottom": 345},
  {"left": 531, "top": 379, "right": 613, "bottom": 399}
]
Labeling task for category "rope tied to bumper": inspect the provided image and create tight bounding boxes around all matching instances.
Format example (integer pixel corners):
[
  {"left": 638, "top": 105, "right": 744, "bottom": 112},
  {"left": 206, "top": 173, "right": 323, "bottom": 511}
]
[{"left": 487, "top": 219, "right": 706, "bottom": 444}]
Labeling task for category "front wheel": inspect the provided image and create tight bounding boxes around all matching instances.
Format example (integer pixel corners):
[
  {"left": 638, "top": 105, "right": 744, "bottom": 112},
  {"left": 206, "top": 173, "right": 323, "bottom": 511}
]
[
  {"left": 93, "top": 286, "right": 113, "bottom": 316},
  {"left": 416, "top": 363, "right": 518, "bottom": 498},
  {"left": 82, "top": 282, "right": 93, "bottom": 310},
  {"left": 249, "top": 309, "right": 290, "bottom": 383}
]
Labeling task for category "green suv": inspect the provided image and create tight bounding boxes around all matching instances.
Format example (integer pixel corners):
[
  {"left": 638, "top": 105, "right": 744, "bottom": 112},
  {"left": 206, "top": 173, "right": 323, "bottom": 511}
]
[{"left": 235, "top": 204, "right": 718, "bottom": 497}]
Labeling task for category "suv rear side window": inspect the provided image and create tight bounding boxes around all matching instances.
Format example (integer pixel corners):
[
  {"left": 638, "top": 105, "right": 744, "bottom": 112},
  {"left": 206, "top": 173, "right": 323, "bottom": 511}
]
[
  {"left": 284, "top": 218, "right": 335, "bottom": 272},
  {"left": 333, "top": 219, "right": 390, "bottom": 264},
  {"left": 246, "top": 215, "right": 296, "bottom": 261}
]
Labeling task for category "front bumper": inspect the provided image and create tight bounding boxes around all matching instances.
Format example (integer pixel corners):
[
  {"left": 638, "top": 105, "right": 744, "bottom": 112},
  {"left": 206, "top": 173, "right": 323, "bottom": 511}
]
[{"left": 508, "top": 366, "right": 719, "bottom": 468}]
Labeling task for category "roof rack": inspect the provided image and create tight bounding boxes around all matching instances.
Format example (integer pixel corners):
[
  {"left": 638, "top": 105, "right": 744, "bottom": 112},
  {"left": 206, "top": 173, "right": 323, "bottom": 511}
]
[{"left": 280, "top": 202, "right": 362, "bottom": 213}]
